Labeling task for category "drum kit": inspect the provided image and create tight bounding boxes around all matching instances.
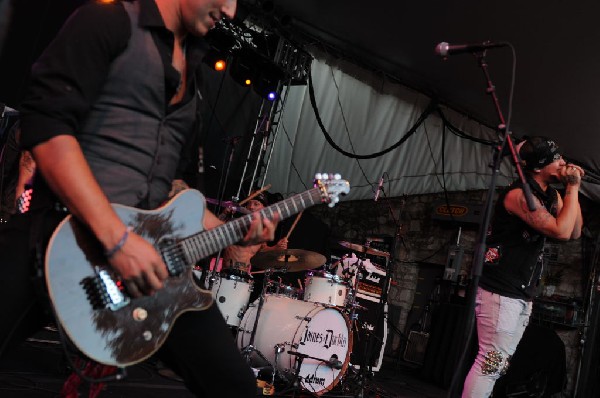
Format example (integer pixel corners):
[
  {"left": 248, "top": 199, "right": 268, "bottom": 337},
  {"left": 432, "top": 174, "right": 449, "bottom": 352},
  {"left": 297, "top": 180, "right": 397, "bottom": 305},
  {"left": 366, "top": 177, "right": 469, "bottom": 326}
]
[{"left": 201, "top": 242, "right": 390, "bottom": 396}]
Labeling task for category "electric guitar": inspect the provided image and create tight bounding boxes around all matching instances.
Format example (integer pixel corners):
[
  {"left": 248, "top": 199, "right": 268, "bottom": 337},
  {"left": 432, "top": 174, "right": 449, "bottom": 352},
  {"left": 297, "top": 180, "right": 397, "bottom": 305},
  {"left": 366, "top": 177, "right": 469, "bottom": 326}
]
[{"left": 45, "top": 174, "right": 349, "bottom": 367}]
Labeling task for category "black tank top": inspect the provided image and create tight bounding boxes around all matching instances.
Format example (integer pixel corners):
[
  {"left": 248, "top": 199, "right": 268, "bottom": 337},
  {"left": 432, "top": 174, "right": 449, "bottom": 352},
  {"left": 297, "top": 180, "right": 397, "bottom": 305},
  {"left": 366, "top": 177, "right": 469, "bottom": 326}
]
[{"left": 480, "top": 176, "right": 558, "bottom": 300}]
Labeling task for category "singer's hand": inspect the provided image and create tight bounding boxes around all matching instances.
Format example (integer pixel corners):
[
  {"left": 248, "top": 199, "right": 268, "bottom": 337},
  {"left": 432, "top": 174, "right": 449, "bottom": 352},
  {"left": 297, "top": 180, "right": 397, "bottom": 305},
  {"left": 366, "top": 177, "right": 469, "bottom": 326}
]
[{"left": 560, "top": 163, "right": 583, "bottom": 186}]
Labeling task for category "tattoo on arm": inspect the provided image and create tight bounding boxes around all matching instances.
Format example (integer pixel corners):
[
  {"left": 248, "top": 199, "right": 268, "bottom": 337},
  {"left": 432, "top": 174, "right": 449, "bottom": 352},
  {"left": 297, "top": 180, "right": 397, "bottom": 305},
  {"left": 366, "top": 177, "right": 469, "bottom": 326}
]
[
  {"left": 565, "top": 175, "right": 578, "bottom": 185},
  {"left": 519, "top": 195, "right": 552, "bottom": 226},
  {"left": 20, "top": 151, "right": 35, "bottom": 174}
]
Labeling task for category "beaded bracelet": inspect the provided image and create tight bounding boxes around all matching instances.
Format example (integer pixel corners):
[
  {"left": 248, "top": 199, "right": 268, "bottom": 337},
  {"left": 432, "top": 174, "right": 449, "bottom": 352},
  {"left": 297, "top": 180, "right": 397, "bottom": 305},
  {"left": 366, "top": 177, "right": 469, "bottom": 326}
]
[{"left": 105, "top": 226, "right": 133, "bottom": 259}]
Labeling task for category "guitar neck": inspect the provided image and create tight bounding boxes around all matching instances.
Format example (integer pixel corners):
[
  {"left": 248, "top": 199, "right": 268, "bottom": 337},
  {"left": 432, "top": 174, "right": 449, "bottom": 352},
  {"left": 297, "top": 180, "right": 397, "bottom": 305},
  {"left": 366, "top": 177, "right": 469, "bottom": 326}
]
[{"left": 180, "top": 187, "right": 323, "bottom": 265}]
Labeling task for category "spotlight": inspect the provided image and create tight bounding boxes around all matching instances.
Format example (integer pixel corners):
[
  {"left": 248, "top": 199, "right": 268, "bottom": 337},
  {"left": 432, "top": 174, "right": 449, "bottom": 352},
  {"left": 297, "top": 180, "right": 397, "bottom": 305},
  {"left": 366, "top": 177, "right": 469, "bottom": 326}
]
[
  {"left": 214, "top": 60, "right": 226, "bottom": 71},
  {"left": 253, "top": 61, "right": 285, "bottom": 100},
  {"left": 229, "top": 47, "right": 287, "bottom": 99},
  {"left": 229, "top": 48, "right": 259, "bottom": 88},
  {"left": 203, "top": 49, "right": 228, "bottom": 72}
]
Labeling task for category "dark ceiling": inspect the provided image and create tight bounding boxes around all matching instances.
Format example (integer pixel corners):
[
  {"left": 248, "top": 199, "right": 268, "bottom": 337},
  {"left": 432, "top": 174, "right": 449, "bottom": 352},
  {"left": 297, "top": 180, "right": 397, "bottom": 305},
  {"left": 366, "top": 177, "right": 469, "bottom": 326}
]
[
  {"left": 1, "top": 0, "right": 599, "bottom": 186},
  {"left": 267, "top": 0, "right": 600, "bottom": 178}
]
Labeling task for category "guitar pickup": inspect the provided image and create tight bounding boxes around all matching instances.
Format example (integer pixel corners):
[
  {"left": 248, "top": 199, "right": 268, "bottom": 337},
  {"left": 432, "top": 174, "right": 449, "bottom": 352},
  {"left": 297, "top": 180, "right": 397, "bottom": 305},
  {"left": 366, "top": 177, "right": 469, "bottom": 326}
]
[
  {"left": 81, "top": 267, "right": 130, "bottom": 311},
  {"left": 160, "top": 239, "right": 186, "bottom": 276}
]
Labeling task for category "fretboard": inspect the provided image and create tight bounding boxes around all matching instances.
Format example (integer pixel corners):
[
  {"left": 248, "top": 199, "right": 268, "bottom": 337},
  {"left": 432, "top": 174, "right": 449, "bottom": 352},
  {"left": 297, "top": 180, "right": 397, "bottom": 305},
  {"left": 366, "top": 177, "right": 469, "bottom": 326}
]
[{"left": 179, "top": 187, "right": 323, "bottom": 265}]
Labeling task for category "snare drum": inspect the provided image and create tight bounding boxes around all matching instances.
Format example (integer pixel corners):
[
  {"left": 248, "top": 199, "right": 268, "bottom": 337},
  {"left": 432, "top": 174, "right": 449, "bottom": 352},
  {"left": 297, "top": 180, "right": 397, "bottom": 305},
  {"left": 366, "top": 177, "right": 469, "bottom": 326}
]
[
  {"left": 237, "top": 296, "right": 351, "bottom": 395},
  {"left": 211, "top": 269, "right": 253, "bottom": 327},
  {"left": 304, "top": 271, "right": 348, "bottom": 307}
]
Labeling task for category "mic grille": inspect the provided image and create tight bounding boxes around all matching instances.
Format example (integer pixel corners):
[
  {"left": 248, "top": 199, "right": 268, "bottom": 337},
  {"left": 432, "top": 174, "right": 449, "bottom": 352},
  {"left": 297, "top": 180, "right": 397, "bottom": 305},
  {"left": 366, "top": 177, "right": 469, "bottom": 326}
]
[{"left": 435, "top": 42, "right": 449, "bottom": 57}]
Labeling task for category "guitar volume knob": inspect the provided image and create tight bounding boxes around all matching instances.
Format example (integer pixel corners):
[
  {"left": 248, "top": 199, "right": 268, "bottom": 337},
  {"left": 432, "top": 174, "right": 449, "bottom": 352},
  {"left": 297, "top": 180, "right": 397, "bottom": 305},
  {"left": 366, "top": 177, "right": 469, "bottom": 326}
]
[{"left": 132, "top": 307, "right": 148, "bottom": 321}]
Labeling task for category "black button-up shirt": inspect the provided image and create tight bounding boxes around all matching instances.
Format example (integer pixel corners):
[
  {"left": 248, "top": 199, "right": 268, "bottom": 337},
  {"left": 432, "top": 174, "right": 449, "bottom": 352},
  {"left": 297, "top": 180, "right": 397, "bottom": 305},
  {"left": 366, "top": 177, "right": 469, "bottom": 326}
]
[{"left": 20, "top": 0, "right": 207, "bottom": 149}]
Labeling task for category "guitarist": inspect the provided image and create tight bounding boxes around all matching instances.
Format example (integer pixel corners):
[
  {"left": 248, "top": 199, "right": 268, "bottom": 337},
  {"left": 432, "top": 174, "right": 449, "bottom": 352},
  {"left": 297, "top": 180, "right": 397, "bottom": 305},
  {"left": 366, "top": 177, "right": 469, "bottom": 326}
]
[{"left": 0, "top": 0, "right": 278, "bottom": 397}]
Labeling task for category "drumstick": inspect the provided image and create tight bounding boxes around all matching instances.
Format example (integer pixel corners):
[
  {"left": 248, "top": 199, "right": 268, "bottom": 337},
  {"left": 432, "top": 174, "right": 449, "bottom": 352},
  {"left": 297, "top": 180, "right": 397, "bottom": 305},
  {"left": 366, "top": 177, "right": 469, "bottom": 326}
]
[
  {"left": 297, "top": 279, "right": 303, "bottom": 290},
  {"left": 285, "top": 211, "right": 303, "bottom": 240},
  {"left": 239, "top": 184, "right": 272, "bottom": 206}
]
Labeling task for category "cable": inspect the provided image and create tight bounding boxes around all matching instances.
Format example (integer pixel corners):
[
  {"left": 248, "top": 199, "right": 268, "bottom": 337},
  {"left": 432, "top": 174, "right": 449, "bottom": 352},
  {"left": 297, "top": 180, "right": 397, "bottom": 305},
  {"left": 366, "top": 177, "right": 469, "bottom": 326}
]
[
  {"left": 281, "top": 123, "right": 309, "bottom": 190},
  {"left": 308, "top": 67, "right": 437, "bottom": 160}
]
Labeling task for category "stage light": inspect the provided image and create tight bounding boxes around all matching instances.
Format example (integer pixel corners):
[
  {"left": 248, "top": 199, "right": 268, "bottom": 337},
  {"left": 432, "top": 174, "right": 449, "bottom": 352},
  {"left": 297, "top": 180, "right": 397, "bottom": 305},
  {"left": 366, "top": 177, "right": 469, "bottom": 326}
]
[
  {"left": 253, "top": 61, "right": 284, "bottom": 100},
  {"left": 229, "top": 47, "right": 287, "bottom": 99},
  {"left": 203, "top": 49, "right": 228, "bottom": 72},
  {"left": 229, "top": 48, "right": 258, "bottom": 88},
  {"left": 214, "top": 60, "right": 226, "bottom": 71}
]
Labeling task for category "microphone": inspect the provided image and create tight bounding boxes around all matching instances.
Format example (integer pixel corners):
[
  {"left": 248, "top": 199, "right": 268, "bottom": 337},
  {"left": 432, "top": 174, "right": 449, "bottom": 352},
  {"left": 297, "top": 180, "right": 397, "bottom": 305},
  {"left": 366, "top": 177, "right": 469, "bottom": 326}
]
[
  {"left": 374, "top": 175, "right": 384, "bottom": 202},
  {"left": 582, "top": 174, "right": 600, "bottom": 184},
  {"left": 327, "top": 355, "right": 343, "bottom": 370},
  {"left": 435, "top": 41, "right": 508, "bottom": 57}
]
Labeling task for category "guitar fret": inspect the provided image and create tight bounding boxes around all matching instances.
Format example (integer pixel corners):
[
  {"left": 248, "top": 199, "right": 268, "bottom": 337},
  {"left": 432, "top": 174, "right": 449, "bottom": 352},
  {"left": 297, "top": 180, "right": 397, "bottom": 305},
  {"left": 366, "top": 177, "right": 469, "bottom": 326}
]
[
  {"left": 299, "top": 194, "right": 307, "bottom": 209},
  {"left": 189, "top": 234, "right": 202, "bottom": 262},
  {"left": 215, "top": 225, "right": 228, "bottom": 248},
  {"left": 273, "top": 203, "right": 283, "bottom": 218},
  {"left": 291, "top": 197, "right": 299, "bottom": 213},
  {"left": 199, "top": 233, "right": 213, "bottom": 258},
  {"left": 206, "top": 229, "right": 218, "bottom": 254},
  {"left": 224, "top": 224, "right": 234, "bottom": 245},
  {"left": 281, "top": 200, "right": 291, "bottom": 218},
  {"left": 181, "top": 239, "right": 193, "bottom": 264}
]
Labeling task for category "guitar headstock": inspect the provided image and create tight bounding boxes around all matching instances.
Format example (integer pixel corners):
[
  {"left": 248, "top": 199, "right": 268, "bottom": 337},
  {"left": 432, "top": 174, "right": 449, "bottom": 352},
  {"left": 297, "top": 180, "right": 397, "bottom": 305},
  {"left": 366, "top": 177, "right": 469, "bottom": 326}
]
[{"left": 314, "top": 173, "right": 350, "bottom": 207}]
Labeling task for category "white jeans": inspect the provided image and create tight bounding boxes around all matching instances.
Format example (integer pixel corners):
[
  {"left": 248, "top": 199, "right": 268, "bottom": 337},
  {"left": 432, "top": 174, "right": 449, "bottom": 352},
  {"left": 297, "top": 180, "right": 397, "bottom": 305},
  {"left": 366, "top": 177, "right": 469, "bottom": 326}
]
[{"left": 462, "top": 288, "right": 532, "bottom": 398}]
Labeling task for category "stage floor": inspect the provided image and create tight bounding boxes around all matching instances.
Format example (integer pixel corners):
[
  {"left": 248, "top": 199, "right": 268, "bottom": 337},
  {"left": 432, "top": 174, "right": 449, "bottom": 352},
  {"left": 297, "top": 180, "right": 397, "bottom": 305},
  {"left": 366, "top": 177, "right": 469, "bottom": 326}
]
[{"left": 0, "top": 327, "right": 447, "bottom": 398}]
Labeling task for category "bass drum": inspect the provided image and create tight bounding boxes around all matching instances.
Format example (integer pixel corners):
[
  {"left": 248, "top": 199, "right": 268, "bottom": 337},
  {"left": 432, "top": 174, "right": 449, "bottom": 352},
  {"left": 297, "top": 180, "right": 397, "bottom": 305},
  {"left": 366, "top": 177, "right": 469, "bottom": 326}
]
[{"left": 237, "top": 295, "right": 351, "bottom": 395}]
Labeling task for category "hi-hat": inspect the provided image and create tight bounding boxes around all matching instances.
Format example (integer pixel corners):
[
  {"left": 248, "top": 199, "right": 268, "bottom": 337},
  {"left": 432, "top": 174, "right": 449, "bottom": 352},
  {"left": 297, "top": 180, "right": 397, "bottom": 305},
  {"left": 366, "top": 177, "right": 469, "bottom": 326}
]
[
  {"left": 338, "top": 241, "right": 390, "bottom": 258},
  {"left": 251, "top": 249, "right": 326, "bottom": 272}
]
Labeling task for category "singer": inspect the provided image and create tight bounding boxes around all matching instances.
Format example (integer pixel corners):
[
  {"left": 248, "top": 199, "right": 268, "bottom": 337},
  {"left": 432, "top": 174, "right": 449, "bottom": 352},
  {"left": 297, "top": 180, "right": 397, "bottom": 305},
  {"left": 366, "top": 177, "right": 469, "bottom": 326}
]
[{"left": 462, "top": 137, "right": 583, "bottom": 397}]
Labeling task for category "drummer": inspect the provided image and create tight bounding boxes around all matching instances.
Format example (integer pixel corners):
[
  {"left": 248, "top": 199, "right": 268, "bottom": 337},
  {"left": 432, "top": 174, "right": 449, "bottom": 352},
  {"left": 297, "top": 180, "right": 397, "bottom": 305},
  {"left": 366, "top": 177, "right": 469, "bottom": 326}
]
[{"left": 221, "top": 191, "right": 288, "bottom": 274}]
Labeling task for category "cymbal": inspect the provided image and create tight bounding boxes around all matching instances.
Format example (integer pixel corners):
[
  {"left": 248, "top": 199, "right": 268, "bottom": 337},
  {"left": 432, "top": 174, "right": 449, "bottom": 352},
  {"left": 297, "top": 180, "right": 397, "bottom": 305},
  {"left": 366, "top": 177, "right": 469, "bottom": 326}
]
[
  {"left": 205, "top": 197, "right": 235, "bottom": 207},
  {"left": 251, "top": 249, "right": 326, "bottom": 272},
  {"left": 338, "top": 241, "right": 390, "bottom": 258},
  {"left": 205, "top": 197, "right": 250, "bottom": 214}
]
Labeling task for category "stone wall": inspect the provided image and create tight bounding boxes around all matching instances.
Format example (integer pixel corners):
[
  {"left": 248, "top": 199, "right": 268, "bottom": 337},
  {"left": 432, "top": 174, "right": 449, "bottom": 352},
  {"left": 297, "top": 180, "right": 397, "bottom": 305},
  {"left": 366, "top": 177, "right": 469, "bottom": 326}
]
[{"left": 310, "top": 188, "right": 595, "bottom": 397}]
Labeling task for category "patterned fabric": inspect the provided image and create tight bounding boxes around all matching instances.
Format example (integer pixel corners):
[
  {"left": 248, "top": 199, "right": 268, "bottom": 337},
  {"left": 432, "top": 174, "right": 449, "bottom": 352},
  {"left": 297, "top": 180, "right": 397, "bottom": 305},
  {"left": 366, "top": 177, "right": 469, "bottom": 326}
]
[{"left": 16, "top": 188, "right": 33, "bottom": 214}]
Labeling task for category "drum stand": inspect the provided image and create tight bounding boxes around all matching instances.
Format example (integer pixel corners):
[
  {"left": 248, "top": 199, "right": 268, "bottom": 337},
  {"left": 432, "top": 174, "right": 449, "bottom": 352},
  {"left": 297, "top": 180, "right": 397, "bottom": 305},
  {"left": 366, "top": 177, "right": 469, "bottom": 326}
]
[
  {"left": 277, "top": 351, "right": 320, "bottom": 398},
  {"left": 239, "top": 267, "right": 273, "bottom": 366}
]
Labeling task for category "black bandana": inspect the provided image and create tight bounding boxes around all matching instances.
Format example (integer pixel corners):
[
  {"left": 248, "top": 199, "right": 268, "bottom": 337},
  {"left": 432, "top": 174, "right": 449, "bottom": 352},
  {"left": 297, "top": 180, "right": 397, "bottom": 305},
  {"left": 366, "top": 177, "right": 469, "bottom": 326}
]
[{"left": 520, "top": 138, "right": 561, "bottom": 170}]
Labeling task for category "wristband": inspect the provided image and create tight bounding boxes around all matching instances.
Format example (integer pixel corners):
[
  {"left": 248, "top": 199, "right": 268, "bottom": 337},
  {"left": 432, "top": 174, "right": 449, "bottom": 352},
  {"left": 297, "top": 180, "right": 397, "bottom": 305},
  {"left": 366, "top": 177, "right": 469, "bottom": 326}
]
[{"left": 105, "top": 226, "right": 133, "bottom": 259}]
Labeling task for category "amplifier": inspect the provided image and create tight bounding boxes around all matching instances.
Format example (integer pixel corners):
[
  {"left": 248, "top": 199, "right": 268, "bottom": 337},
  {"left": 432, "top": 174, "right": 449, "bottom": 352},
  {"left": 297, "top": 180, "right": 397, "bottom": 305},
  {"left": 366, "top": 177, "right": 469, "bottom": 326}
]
[
  {"left": 341, "top": 254, "right": 387, "bottom": 298},
  {"left": 531, "top": 298, "right": 584, "bottom": 328},
  {"left": 404, "top": 331, "right": 429, "bottom": 364},
  {"left": 350, "top": 293, "right": 388, "bottom": 371},
  {"left": 357, "top": 262, "right": 387, "bottom": 298}
]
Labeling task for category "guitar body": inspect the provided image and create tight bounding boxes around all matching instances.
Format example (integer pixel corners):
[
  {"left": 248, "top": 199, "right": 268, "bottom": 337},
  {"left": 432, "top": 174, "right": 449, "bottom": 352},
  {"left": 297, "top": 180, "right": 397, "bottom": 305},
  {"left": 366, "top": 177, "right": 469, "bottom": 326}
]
[{"left": 45, "top": 190, "right": 212, "bottom": 367}]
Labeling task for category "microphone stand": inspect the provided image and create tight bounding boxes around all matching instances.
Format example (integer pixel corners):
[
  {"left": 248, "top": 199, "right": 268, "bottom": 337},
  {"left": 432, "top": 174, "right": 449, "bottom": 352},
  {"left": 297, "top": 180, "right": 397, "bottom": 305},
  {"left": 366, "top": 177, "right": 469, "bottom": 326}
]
[
  {"left": 351, "top": 189, "right": 404, "bottom": 397},
  {"left": 213, "top": 136, "right": 241, "bottom": 214},
  {"left": 209, "top": 137, "right": 240, "bottom": 276},
  {"left": 446, "top": 49, "right": 536, "bottom": 397}
]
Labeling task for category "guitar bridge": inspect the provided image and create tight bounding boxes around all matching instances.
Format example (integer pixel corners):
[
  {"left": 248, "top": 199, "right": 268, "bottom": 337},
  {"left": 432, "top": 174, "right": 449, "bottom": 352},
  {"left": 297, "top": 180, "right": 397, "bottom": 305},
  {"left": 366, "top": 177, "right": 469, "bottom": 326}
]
[{"left": 81, "top": 267, "right": 130, "bottom": 311}]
